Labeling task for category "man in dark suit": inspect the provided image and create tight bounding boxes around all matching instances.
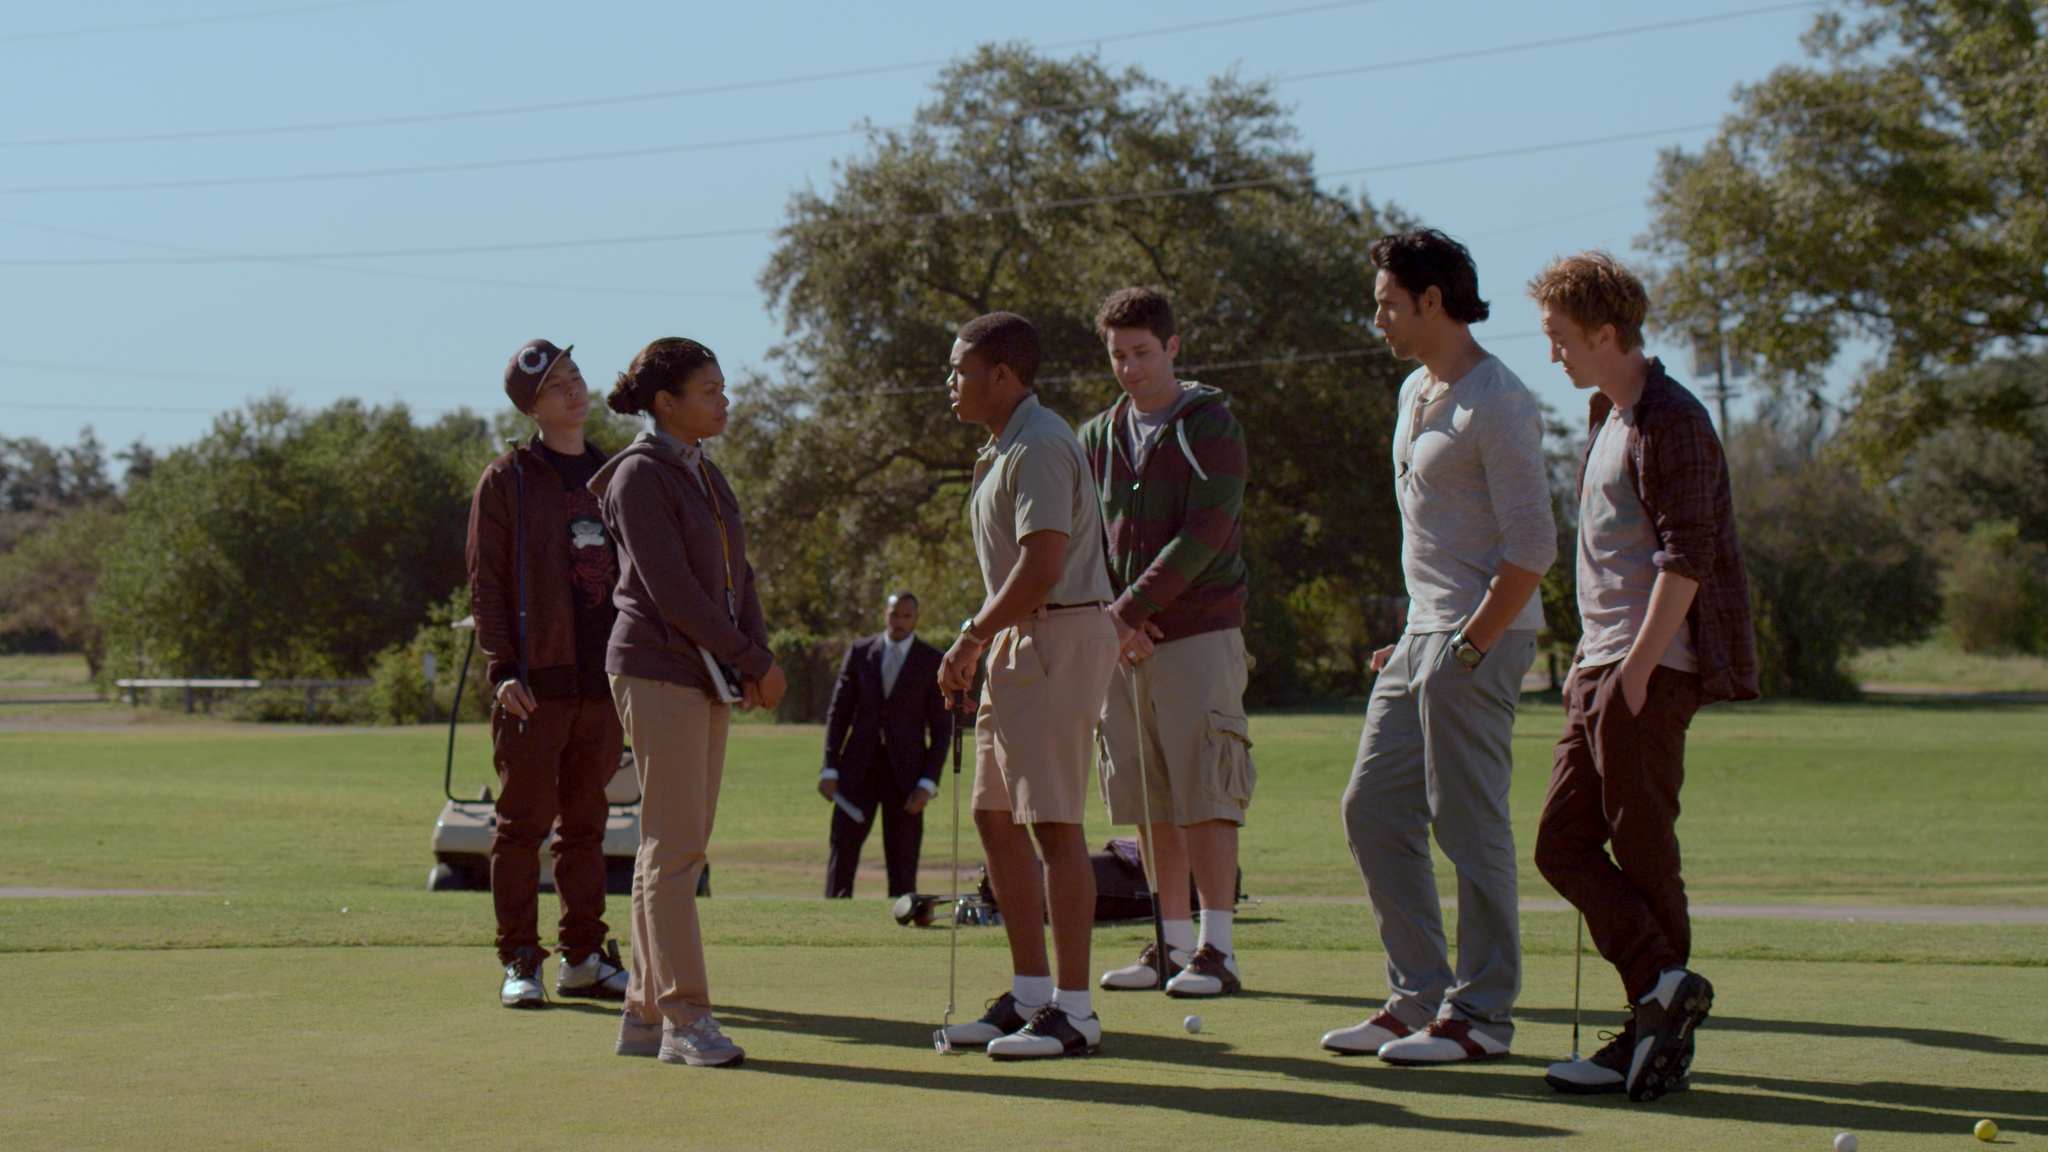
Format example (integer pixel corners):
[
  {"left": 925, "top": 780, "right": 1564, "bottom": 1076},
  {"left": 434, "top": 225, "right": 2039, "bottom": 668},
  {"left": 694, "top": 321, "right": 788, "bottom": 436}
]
[{"left": 820, "top": 591, "right": 951, "bottom": 898}]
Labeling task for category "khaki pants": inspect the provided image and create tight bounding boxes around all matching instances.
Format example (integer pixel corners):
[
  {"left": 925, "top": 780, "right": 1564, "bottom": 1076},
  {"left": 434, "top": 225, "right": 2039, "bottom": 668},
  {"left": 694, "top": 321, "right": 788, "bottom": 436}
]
[
  {"left": 610, "top": 674, "right": 729, "bottom": 1029},
  {"left": 1098, "top": 627, "right": 1255, "bottom": 828}
]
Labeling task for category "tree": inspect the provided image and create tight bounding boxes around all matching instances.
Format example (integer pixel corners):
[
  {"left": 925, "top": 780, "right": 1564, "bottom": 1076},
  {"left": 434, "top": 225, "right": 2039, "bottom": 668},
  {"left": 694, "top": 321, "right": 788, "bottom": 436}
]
[
  {"left": 0, "top": 429, "right": 117, "bottom": 552},
  {"left": 94, "top": 397, "right": 478, "bottom": 682},
  {"left": 1728, "top": 416, "right": 1941, "bottom": 697},
  {"left": 735, "top": 45, "right": 1411, "bottom": 700},
  {"left": 1644, "top": 0, "right": 2048, "bottom": 464},
  {"left": 1888, "top": 353, "right": 2048, "bottom": 544}
]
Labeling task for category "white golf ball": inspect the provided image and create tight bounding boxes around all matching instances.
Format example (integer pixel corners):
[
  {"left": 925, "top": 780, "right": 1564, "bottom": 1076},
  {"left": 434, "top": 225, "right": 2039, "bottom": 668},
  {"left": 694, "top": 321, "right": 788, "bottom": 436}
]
[
  {"left": 1833, "top": 1133, "right": 1857, "bottom": 1152},
  {"left": 1183, "top": 1015, "right": 1202, "bottom": 1034}
]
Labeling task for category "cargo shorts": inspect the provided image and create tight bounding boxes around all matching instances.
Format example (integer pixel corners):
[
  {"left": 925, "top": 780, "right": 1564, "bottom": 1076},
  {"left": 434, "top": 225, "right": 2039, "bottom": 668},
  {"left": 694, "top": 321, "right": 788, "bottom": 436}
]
[{"left": 1097, "top": 627, "right": 1255, "bottom": 828}]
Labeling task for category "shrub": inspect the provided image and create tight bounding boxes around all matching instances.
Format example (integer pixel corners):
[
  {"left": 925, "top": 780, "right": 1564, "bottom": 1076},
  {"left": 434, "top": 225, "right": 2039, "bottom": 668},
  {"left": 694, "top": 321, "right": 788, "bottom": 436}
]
[{"left": 1940, "top": 521, "right": 2048, "bottom": 654}]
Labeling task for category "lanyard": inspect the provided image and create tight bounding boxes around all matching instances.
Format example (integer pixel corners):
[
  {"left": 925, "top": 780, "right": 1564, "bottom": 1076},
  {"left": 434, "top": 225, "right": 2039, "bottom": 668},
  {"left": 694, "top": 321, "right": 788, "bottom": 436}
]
[{"left": 693, "top": 459, "right": 739, "bottom": 624}]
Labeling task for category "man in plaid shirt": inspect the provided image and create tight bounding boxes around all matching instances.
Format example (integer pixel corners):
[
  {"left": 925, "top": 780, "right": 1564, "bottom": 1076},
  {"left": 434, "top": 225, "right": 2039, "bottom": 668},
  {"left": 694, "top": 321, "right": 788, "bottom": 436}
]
[{"left": 1528, "top": 252, "right": 1758, "bottom": 1102}]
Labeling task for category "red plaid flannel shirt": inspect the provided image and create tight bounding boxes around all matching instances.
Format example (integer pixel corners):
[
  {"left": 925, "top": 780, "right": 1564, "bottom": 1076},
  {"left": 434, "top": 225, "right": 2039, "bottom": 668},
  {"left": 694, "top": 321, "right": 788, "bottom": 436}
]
[{"left": 1579, "top": 359, "right": 1759, "bottom": 704}]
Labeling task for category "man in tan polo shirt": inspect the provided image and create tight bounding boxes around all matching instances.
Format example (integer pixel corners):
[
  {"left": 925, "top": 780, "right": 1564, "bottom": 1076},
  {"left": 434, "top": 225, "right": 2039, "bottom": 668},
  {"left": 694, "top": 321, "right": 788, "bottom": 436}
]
[{"left": 937, "top": 311, "right": 1120, "bottom": 1061}]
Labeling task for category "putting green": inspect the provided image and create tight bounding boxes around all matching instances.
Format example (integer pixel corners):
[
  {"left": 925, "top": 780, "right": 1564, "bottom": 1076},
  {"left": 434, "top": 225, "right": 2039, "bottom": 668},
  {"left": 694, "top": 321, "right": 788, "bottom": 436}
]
[{"left": 2, "top": 940, "right": 2040, "bottom": 1151}]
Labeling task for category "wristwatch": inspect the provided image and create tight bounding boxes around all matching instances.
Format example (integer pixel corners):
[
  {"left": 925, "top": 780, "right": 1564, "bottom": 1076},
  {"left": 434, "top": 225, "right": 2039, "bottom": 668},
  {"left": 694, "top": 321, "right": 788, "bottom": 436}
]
[
  {"left": 1450, "top": 631, "right": 1485, "bottom": 669},
  {"left": 959, "top": 617, "right": 989, "bottom": 646}
]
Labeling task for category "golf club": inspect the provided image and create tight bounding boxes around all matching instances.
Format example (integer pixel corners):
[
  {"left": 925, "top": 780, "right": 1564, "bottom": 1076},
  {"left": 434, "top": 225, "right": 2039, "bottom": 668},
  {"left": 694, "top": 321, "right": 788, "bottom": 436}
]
[
  {"left": 933, "top": 689, "right": 967, "bottom": 1054},
  {"left": 1126, "top": 665, "right": 1168, "bottom": 990},
  {"left": 1570, "top": 910, "right": 1584, "bottom": 1061}
]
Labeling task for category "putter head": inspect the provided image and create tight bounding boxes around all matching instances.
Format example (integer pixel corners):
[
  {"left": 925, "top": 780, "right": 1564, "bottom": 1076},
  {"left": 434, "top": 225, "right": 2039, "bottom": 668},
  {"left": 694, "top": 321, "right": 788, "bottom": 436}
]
[{"left": 933, "top": 1028, "right": 954, "bottom": 1055}]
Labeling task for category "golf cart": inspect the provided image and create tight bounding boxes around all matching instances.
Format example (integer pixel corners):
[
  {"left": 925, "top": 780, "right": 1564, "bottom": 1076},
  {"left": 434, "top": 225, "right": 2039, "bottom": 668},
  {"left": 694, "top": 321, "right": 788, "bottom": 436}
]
[{"left": 426, "top": 616, "right": 644, "bottom": 895}]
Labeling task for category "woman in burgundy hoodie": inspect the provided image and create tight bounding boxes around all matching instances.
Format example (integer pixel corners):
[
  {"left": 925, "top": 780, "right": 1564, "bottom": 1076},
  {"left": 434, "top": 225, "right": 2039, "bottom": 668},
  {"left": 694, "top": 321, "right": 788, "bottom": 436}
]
[{"left": 591, "top": 337, "right": 786, "bottom": 1067}]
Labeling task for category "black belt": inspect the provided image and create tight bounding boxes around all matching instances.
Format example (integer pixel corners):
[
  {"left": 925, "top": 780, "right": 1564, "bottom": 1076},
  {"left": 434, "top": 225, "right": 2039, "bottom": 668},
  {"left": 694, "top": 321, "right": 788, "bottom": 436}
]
[{"left": 1045, "top": 601, "right": 1107, "bottom": 611}]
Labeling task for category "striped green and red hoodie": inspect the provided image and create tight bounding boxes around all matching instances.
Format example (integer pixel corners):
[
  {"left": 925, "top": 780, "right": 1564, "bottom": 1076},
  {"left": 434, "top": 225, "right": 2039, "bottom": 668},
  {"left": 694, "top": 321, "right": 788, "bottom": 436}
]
[{"left": 1078, "top": 382, "right": 1248, "bottom": 643}]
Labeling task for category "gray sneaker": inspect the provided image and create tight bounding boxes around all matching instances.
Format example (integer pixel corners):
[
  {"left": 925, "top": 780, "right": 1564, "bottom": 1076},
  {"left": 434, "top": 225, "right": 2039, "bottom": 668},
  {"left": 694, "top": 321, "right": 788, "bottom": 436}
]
[
  {"left": 616, "top": 1011, "right": 661, "bottom": 1057},
  {"left": 660, "top": 1015, "right": 745, "bottom": 1067}
]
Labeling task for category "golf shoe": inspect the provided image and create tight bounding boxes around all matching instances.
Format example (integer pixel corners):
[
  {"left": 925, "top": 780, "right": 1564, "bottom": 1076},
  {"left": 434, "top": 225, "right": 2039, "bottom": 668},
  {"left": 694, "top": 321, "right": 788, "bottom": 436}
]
[
  {"left": 616, "top": 1011, "right": 662, "bottom": 1057},
  {"left": 939, "top": 991, "right": 1032, "bottom": 1048},
  {"left": 1628, "top": 968, "right": 1713, "bottom": 1102},
  {"left": 1320, "top": 1009, "right": 1413, "bottom": 1054},
  {"left": 1377, "top": 1017, "right": 1510, "bottom": 1065},
  {"left": 987, "top": 1004, "right": 1101, "bottom": 1060},
  {"left": 1164, "top": 944, "right": 1240, "bottom": 997},
  {"left": 1100, "top": 941, "right": 1187, "bottom": 990}
]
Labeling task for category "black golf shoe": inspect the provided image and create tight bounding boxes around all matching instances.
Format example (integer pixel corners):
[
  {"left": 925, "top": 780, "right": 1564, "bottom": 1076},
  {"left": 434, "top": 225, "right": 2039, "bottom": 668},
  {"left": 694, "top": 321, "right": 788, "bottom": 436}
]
[
  {"left": 987, "top": 1003, "right": 1101, "bottom": 1060},
  {"left": 939, "top": 992, "right": 1032, "bottom": 1049},
  {"left": 1628, "top": 969, "right": 1713, "bottom": 1102}
]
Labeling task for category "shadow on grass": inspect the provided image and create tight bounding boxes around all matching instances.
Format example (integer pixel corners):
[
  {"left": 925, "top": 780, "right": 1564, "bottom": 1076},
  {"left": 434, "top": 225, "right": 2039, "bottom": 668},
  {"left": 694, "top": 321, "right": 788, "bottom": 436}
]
[
  {"left": 1513, "top": 1006, "right": 2048, "bottom": 1057},
  {"left": 720, "top": 1002, "right": 2045, "bottom": 1136}
]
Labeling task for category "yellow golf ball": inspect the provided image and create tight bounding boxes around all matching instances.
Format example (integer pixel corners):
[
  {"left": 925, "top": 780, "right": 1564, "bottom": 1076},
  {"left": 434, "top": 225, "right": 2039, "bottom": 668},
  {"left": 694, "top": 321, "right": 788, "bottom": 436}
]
[{"left": 1974, "top": 1119, "right": 1997, "bottom": 1142}]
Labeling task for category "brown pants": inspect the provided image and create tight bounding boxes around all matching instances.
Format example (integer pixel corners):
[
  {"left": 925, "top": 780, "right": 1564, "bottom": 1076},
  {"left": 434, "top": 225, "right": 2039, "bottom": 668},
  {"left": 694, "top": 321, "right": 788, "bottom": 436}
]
[
  {"left": 610, "top": 674, "right": 728, "bottom": 1030},
  {"left": 1535, "top": 662, "right": 1702, "bottom": 1001},
  {"left": 490, "top": 693, "right": 623, "bottom": 964}
]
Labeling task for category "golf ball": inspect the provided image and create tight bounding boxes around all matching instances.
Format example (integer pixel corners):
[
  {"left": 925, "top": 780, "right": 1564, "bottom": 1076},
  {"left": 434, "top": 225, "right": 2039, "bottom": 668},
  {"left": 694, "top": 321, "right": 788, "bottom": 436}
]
[
  {"left": 1975, "top": 1119, "right": 1998, "bottom": 1142},
  {"left": 1833, "top": 1134, "right": 1857, "bottom": 1152},
  {"left": 1183, "top": 1015, "right": 1202, "bottom": 1034}
]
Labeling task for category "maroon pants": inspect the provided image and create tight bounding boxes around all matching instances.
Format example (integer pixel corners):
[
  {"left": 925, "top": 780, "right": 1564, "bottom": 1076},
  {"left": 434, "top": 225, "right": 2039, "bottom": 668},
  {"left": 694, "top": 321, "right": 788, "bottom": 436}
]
[
  {"left": 491, "top": 693, "right": 624, "bottom": 964},
  {"left": 1535, "top": 662, "right": 1701, "bottom": 1001}
]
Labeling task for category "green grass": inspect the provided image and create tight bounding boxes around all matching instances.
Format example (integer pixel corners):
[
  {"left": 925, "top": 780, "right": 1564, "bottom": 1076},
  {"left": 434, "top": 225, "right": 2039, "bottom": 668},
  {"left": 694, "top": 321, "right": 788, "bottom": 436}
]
[
  {"left": 0, "top": 651, "right": 94, "bottom": 695},
  {"left": 6, "top": 701, "right": 2045, "bottom": 906},
  {"left": 1849, "top": 638, "right": 2048, "bottom": 694},
  {"left": 4, "top": 708, "right": 2047, "bottom": 1149},
  {"left": 2, "top": 941, "right": 2042, "bottom": 1151}
]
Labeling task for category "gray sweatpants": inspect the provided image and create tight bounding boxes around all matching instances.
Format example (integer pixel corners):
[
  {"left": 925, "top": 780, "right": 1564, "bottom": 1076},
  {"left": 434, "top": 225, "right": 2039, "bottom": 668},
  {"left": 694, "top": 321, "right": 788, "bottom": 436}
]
[{"left": 1342, "top": 629, "right": 1535, "bottom": 1046}]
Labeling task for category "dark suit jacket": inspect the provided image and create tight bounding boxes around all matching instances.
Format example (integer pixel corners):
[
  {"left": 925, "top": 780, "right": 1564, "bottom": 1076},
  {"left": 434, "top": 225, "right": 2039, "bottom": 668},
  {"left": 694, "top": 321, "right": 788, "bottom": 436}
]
[{"left": 822, "top": 633, "right": 951, "bottom": 798}]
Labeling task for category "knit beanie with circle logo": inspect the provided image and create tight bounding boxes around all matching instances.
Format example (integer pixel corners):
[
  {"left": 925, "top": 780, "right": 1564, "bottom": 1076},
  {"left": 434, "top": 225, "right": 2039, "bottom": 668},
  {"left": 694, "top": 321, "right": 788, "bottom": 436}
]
[{"left": 503, "top": 338, "right": 573, "bottom": 414}]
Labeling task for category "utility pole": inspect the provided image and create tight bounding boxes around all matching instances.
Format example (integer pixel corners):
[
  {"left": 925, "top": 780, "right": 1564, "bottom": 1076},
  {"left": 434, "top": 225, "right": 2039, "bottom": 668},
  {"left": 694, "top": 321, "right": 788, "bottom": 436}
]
[{"left": 1696, "top": 325, "right": 1742, "bottom": 439}]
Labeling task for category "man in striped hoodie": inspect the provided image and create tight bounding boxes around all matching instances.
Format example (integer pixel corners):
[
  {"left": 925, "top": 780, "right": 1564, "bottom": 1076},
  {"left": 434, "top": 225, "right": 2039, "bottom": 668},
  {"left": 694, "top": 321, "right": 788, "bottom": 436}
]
[{"left": 1080, "top": 287, "right": 1255, "bottom": 999}]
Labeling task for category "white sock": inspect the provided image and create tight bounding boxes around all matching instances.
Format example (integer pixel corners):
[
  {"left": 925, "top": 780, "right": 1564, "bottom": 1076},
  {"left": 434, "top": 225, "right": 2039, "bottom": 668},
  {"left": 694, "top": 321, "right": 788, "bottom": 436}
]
[
  {"left": 1639, "top": 967, "right": 1687, "bottom": 1008},
  {"left": 1198, "top": 908, "right": 1234, "bottom": 956},
  {"left": 1053, "top": 987, "right": 1093, "bottom": 1020},
  {"left": 1013, "top": 974, "right": 1054, "bottom": 1011},
  {"left": 1162, "top": 919, "right": 1196, "bottom": 957}
]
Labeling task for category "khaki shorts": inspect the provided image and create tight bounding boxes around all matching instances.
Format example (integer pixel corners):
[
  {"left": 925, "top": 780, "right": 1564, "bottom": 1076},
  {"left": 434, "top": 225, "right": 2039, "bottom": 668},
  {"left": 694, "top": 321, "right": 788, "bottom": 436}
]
[
  {"left": 1098, "top": 627, "right": 1256, "bottom": 827},
  {"left": 972, "top": 605, "right": 1119, "bottom": 825}
]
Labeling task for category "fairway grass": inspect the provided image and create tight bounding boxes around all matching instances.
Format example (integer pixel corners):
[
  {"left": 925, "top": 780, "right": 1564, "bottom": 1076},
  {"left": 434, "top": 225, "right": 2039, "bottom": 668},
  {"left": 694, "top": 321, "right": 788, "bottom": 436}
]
[
  {"left": 3, "top": 942, "right": 2041, "bottom": 1152},
  {"left": 4, "top": 704, "right": 2044, "bottom": 1148},
  {"left": 6, "top": 700, "right": 2047, "bottom": 905}
]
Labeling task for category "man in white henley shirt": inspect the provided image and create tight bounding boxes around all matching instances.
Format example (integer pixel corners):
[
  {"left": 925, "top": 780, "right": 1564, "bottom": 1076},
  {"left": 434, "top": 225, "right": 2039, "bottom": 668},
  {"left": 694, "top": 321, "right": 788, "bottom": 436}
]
[{"left": 1319, "top": 229, "right": 1556, "bottom": 1066}]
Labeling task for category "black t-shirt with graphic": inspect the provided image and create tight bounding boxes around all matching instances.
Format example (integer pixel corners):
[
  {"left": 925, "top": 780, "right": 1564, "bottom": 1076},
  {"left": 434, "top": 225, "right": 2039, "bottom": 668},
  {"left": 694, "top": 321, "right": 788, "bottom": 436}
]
[{"left": 537, "top": 444, "right": 619, "bottom": 699}]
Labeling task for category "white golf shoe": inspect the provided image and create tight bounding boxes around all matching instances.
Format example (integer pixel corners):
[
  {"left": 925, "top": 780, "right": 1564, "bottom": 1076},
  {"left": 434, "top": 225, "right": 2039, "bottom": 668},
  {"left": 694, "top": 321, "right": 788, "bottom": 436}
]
[
  {"left": 986, "top": 1004, "right": 1101, "bottom": 1060},
  {"left": 1376, "top": 1018, "right": 1510, "bottom": 1065},
  {"left": 616, "top": 1012, "right": 662, "bottom": 1057},
  {"left": 1100, "top": 942, "right": 1188, "bottom": 990},
  {"left": 1320, "top": 1009, "right": 1413, "bottom": 1054},
  {"left": 1164, "top": 945, "right": 1241, "bottom": 997},
  {"left": 557, "top": 940, "right": 630, "bottom": 1001}
]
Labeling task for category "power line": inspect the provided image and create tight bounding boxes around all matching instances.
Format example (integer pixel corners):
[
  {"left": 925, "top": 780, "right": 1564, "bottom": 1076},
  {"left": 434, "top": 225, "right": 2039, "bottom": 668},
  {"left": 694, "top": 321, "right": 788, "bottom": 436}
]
[
  {"left": 0, "top": 0, "right": 414, "bottom": 44},
  {"left": 0, "top": 121, "right": 1725, "bottom": 267},
  {"left": 0, "top": 3, "right": 1813, "bottom": 197},
  {"left": 0, "top": 214, "right": 749, "bottom": 298},
  {"left": 0, "top": 0, "right": 1396, "bottom": 150}
]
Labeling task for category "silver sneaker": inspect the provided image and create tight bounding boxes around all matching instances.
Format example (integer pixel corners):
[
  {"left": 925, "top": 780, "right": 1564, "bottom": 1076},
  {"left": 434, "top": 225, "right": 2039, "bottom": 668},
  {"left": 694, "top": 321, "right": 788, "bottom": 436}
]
[
  {"left": 500, "top": 948, "right": 545, "bottom": 1009},
  {"left": 660, "top": 1015, "right": 745, "bottom": 1067},
  {"left": 616, "top": 1012, "right": 661, "bottom": 1057},
  {"left": 558, "top": 940, "right": 630, "bottom": 1000}
]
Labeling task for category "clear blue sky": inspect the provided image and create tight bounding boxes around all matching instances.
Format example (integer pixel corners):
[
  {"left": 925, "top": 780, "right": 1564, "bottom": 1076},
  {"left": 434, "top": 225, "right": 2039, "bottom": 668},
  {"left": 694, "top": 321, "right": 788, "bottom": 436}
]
[{"left": 1, "top": 0, "right": 1824, "bottom": 466}]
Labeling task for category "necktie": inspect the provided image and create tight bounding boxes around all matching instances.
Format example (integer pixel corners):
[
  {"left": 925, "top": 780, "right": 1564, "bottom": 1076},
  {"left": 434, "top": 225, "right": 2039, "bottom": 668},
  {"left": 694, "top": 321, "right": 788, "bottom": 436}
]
[{"left": 882, "top": 642, "right": 903, "bottom": 698}]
